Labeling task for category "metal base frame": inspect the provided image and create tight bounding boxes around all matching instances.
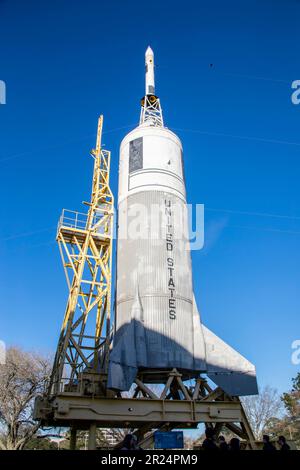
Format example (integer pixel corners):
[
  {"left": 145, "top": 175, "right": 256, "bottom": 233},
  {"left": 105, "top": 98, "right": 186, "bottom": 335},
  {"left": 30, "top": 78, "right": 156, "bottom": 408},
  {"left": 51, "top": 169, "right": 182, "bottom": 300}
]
[{"left": 35, "top": 368, "right": 257, "bottom": 449}]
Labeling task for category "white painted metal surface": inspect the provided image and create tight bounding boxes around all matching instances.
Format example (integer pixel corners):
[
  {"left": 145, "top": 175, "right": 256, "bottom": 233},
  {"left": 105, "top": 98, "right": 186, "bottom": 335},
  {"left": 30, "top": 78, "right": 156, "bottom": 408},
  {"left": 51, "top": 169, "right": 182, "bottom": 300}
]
[{"left": 118, "top": 126, "right": 185, "bottom": 203}]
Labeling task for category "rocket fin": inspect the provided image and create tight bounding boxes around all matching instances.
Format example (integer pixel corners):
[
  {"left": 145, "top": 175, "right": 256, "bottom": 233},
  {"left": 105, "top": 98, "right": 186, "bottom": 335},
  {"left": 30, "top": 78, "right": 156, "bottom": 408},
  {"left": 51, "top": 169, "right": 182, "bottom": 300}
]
[
  {"left": 193, "top": 297, "right": 258, "bottom": 396},
  {"left": 203, "top": 325, "right": 258, "bottom": 396}
]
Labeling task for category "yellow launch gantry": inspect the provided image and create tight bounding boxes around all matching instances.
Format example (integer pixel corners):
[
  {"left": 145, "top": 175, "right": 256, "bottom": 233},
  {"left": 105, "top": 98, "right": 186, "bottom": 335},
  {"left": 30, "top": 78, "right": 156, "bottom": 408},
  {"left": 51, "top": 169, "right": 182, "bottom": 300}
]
[
  {"left": 48, "top": 115, "right": 114, "bottom": 398},
  {"left": 34, "top": 115, "right": 257, "bottom": 450}
]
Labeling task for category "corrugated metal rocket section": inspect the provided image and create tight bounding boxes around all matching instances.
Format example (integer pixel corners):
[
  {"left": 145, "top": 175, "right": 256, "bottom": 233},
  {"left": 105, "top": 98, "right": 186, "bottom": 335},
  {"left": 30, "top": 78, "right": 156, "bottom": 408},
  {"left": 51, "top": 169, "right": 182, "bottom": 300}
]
[{"left": 108, "top": 47, "right": 258, "bottom": 396}]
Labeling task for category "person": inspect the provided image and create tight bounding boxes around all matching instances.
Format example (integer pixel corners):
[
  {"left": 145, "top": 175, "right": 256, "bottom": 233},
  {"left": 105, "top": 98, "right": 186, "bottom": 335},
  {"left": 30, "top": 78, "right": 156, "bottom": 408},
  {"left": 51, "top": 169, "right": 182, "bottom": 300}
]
[
  {"left": 277, "top": 435, "right": 290, "bottom": 451},
  {"left": 218, "top": 435, "right": 229, "bottom": 451},
  {"left": 132, "top": 435, "right": 143, "bottom": 450},
  {"left": 120, "top": 434, "right": 135, "bottom": 450},
  {"left": 229, "top": 437, "right": 240, "bottom": 451},
  {"left": 202, "top": 428, "right": 218, "bottom": 450},
  {"left": 262, "top": 434, "right": 276, "bottom": 452}
]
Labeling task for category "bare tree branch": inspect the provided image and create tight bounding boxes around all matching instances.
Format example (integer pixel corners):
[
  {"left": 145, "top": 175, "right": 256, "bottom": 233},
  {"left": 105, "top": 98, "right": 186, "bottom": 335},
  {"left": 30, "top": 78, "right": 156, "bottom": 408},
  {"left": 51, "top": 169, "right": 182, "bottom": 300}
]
[
  {"left": 242, "top": 385, "right": 283, "bottom": 439},
  {"left": 0, "top": 347, "right": 52, "bottom": 450}
]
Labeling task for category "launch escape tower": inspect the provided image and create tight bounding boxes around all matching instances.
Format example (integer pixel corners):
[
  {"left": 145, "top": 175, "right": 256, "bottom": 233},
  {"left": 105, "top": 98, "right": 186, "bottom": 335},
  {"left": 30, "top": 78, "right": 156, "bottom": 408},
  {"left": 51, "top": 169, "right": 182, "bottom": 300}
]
[{"left": 34, "top": 49, "right": 257, "bottom": 449}]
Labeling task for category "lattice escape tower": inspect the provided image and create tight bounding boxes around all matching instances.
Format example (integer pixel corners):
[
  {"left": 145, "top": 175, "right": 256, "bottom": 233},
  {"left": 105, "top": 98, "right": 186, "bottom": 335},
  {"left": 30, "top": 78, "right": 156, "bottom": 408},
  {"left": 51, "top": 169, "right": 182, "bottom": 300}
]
[{"left": 49, "top": 115, "right": 114, "bottom": 398}]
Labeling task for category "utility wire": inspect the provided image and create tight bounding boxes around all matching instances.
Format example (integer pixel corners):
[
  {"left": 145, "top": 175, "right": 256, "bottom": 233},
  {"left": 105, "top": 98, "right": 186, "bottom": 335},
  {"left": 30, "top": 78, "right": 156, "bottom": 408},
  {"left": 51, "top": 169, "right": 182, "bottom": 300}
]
[
  {"left": 206, "top": 208, "right": 300, "bottom": 221},
  {"left": 173, "top": 127, "right": 300, "bottom": 148}
]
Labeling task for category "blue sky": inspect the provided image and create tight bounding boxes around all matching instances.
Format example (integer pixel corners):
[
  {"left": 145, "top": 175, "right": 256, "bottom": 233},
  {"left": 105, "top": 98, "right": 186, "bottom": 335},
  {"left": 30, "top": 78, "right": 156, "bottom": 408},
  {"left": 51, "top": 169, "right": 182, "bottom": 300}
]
[{"left": 0, "top": 0, "right": 299, "bottom": 394}]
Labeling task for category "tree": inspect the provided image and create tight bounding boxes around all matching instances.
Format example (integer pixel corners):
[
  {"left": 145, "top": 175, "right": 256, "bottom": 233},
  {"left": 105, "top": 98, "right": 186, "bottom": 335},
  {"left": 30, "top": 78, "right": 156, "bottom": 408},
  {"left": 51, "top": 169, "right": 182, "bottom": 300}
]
[
  {"left": 265, "top": 373, "right": 300, "bottom": 447},
  {"left": 24, "top": 437, "right": 58, "bottom": 450},
  {"left": 0, "top": 347, "right": 52, "bottom": 450},
  {"left": 281, "top": 373, "right": 300, "bottom": 427},
  {"left": 241, "top": 385, "right": 283, "bottom": 440}
]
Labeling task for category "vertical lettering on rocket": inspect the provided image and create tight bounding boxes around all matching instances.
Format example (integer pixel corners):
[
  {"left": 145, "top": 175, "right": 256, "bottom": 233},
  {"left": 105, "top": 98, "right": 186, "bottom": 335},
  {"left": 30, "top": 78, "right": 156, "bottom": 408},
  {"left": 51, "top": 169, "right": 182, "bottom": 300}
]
[{"left": 165, "top": 199, "right": 176, "bottom": 320}]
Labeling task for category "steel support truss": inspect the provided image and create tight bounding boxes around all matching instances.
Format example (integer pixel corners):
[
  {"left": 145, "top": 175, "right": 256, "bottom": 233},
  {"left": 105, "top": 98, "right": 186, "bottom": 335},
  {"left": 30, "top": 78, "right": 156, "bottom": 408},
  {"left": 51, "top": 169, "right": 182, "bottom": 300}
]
[
  {"left": 48, "top": 115, "right": 114, "bottom": 397},
  {"left": 35, "top": 369, "right": 257, "bottom": 449},
  {"left": 140, "top": 94, "right": 164, "bottom": 127}
]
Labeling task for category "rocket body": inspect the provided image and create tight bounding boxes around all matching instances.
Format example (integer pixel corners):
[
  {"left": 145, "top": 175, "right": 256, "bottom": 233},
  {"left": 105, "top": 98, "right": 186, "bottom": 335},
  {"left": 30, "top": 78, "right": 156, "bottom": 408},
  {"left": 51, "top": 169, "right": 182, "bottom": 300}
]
[
  {"left": 115, "top": 125, "right": 204, "bottom": 376},
  {"left": 108, "top": 48, "right": 258, "bottom": 396}
]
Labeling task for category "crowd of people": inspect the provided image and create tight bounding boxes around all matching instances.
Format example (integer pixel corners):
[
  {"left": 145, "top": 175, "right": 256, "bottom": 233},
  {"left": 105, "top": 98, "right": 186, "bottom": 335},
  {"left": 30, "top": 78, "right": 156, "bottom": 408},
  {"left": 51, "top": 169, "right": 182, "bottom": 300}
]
[
  {"left": 118, "top": 430, "right": 291, "bottom": 451},
  {"left": 119, "top": 434, "right": 143, "bottom": 450},
  {"left": 201, "top": 428, "right": 291, "bottom": 451}
]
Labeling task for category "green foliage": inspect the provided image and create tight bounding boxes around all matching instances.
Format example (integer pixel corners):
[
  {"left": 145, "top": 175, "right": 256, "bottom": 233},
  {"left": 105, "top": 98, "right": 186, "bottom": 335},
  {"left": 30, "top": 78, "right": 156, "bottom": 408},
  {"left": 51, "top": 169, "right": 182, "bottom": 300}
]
[
  {"left": 24, "top": 437, "right": 58, "bottom": 450},
  {"left": 265, "top": 373, "right": 300, "bottom": 448},
  {"left": 281, "top": 372, "right": 300, "bottom": 418},
  {"left": 291, "top": 373, "right": 300, "bottom": 392}
]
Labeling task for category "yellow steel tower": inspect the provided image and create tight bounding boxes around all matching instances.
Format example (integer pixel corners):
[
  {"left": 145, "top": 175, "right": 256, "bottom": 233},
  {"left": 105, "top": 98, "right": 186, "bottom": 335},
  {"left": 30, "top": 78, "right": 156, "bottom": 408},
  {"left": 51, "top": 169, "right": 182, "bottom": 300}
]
[{"left": 49, "top": 116, "right": 114, "bottom": 397}]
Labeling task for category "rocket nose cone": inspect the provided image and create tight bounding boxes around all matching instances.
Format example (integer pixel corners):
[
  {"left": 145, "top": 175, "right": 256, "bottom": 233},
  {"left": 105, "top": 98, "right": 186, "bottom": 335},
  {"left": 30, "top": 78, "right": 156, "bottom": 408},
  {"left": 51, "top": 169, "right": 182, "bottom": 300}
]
[{"left": 146, "top": 46, "right": 154, "bottom": 57}]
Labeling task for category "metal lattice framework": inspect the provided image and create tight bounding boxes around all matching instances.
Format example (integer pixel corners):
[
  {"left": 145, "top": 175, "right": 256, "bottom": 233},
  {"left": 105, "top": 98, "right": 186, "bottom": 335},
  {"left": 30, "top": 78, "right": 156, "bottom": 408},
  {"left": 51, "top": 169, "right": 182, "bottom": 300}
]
[
  {"left": 35, "top": 368, "right": 257, "bottom": 449},
  {"left": 140, "top": 94, "right": 164, "bottom": 127},
  {"left": 49, "top": 115, "right": 114, "bottom": 397}
]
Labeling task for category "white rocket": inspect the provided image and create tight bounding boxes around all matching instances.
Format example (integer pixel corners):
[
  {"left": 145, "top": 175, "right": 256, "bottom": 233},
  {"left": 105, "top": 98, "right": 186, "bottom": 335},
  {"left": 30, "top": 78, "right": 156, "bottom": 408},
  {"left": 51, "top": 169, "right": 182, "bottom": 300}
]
[
  {"left": 108, "top": 47, "right": 258, "bottom": 396},
  {"left": 145, "top": 46, "right": 155, "bottom": 95}
]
